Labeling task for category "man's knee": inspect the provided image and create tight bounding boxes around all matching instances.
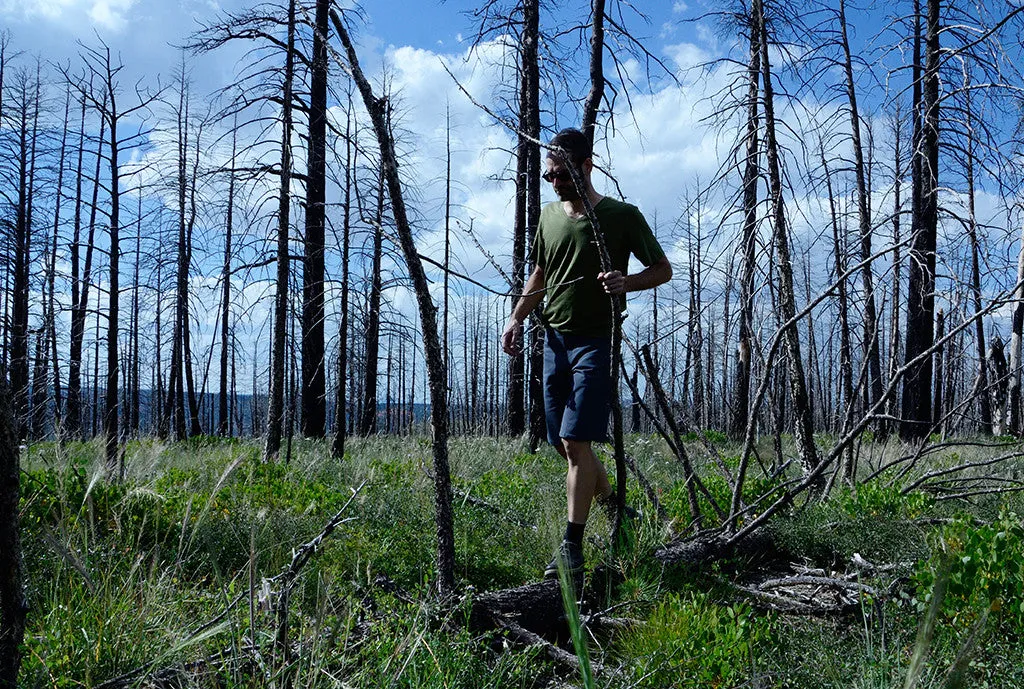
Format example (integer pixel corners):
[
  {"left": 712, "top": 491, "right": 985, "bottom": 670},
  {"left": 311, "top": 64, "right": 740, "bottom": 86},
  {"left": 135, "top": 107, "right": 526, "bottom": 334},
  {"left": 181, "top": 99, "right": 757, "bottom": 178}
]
[{"left": 562, "top": 438, "right": 593, "bottom": 464}]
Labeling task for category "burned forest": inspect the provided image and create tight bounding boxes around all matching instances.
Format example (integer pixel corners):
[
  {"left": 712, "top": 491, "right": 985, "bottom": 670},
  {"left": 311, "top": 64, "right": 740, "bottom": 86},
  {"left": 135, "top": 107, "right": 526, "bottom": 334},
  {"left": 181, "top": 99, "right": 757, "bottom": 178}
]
[{"left": 3, "top": 0, "right": 1024, "bottom": 687}]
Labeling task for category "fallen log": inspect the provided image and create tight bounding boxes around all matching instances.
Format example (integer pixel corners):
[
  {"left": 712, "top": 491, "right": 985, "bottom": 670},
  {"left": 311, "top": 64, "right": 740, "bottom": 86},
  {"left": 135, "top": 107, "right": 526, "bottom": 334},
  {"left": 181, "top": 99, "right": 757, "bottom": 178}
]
[
  {"left": 654, "top": 527, "right": 781, "bottom": 568},
  {"left": 473, "top": 579, "right": 565, "bottom": 636}
]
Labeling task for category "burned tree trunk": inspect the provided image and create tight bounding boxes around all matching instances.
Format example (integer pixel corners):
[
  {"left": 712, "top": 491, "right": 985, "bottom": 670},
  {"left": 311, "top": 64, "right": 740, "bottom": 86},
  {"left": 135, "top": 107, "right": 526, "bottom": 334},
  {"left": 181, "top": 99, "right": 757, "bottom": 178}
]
[
  {"left": 218, "top": 125, "right": 237, "bottom": 437},
  {"left": 103, "top": 70, "right": 122, "bottom": 472},
  {"left": 332, "top": 105, "right": 354, "bottom": 459},
  {"left": 821, "top": 152, "right": 853, "bottom": 477},
  {"left": 524, "top": 0, "right": 544, "bottom": 450},
  {"left": 964, "top": 90, "right": 992, "bottom": 435},
  {"left": 300, "top": 0, "right": 330, "bottom": 439},
  {"left": 67, "top": 86, "right": 104, "bottom": 440},
  {"left": 8, "top": 67, "right": 39, "bottom": 437},
  {"left": 1008, "top": 221, "right": 1024, "bottom": 435},
  {"left": 838, "top": 0, "right": 885, "bottom": 433},
  {"left": 732, "top": 7, "right": 761, "bottom": 440},
  {"left": 757, "top": 0, "right": 819, "bottom": 479},
  {"left": 0, "top": 375, "right": 25, "bottom": 689},
  {"left": 884, "top": 109, "right": 905, "bottom": 440},
  {"left": 580, "top": 0, "right": 606, "bottom": 147},
  {"left": 358, "top": 165, "right": 385, "bottom": 437},
  {"left": 932, "top": 309, "right": 945, "bottom": 433},
  {"left": 71, "top": 40, "right": 157, "bottom": 471},
  {"left": 507, "top": 0, "right": 539, "bottom": 438},
  {"left": 901, "top": 0, "right": 940, "bottom": 441},
  {"left": 264, "top": 0, "right": 296, "bottom": 461},
  {"left": 331, "top": 10, "right": 456, "bottom": 595}
]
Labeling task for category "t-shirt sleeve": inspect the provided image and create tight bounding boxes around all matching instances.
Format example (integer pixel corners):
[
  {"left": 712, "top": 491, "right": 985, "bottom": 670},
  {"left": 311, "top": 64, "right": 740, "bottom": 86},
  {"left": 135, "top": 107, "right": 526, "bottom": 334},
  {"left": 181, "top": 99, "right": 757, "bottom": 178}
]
[
  {"left": 627, "top": 206, "right": 666, "bottom": 267},
  {"left": 529, "top": 220, "right": 545, "bottom": 269}
]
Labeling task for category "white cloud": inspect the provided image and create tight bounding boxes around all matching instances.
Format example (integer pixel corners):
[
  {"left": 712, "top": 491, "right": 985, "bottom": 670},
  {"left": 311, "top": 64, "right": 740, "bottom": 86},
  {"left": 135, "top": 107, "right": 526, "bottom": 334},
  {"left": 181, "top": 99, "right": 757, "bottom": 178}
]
[
  {"left": 88, "top": 0, "right": 135, "bottom": 30},
  {"left": 1, "top": 0, "right": 136, "bottom": 30},
  {"left": 665, "top": 42, "right": 710, "bottom": 74}
]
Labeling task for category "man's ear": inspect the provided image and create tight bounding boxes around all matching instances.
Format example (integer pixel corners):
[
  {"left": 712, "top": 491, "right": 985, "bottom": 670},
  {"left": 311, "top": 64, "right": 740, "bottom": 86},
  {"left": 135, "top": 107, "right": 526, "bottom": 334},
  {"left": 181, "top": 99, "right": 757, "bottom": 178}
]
[{"left": 582, "top": 158, "right": 594, "bottom": 176}]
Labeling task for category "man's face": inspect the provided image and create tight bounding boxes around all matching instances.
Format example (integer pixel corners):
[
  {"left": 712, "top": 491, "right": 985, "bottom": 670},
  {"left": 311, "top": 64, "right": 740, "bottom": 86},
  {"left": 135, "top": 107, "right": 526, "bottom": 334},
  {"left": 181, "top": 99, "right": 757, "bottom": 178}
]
[{"left": 544, "top": 158, "right": 582, "bottom": 202}]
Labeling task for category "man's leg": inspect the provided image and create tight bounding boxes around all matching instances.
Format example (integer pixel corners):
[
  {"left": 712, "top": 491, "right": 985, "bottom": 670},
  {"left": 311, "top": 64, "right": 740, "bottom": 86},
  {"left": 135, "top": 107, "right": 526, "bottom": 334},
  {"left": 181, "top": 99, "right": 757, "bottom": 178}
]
[
  {"left": 562, "top": 439, "right": 612, "bottom": 524},
  {"left": 543, "top": 332, "right": 613, "bottom": 578}
]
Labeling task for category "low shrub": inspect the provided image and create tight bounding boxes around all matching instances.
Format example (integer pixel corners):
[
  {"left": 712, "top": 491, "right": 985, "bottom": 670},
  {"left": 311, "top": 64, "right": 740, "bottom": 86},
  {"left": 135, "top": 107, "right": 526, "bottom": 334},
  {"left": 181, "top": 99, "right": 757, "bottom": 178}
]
[{"left": 619, "top": 592, "right": 774, "bottom": 688}]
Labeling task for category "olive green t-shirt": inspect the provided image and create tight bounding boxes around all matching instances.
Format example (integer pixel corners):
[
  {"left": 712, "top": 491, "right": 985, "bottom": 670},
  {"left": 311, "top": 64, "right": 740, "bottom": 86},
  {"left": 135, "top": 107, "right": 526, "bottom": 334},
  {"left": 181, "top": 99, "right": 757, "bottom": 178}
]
[{"left": 530, "top": 197, "right": 666, "bottom": 337}]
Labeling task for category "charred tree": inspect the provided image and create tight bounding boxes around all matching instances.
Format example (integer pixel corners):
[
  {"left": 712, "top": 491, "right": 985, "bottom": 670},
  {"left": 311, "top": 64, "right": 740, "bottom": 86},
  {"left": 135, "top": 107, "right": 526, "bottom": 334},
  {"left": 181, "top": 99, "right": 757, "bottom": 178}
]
[
  {"left": 332, "top": 104, "right": 354, "bottom": 459},
  {"left": 963, "top": 88, "right": 993, "bottom": 435},
  {"left": 7, "top": 66, "right": 41, "bottom": 437},
  {"left": 72, "top": 41, "right": 161, "bottom": 470},
  {"left": 218, "top": 125, "right": 238, "bottom": 437},
  {"left": 300, "top": 0, "right": 330, "bottom": 439},
  {"left": 0, "top": 375, "right": 25, "bottom": 689},
  {"left": 506, "top": 0, "right": 539, "bottom": 438},
  {"left": 1009, "top": 219, "right": 1024, "bottom": 435},
  {"left": 838, "top": 0, "right": 885, "bottom": 433},
  {"left": 331, "top": 9, "right": 456, "bottom": 595},
  {"left": 64, "top": 82, "right": 103, "bottom": 440},
  {"left": 901, "top": 0, "right": 940, "bottom": 441},
  {"left": 265, "top": 0, "right": 297, "bottom": 461},
  {"left": 758, "top": 0, "right": 820, "bottom": 479},
  {"left": 731, "top": 5, "right": 761, "bottom": 440},
  {"left": 358, "top": 162, "right": 385, "bottom": 437}
]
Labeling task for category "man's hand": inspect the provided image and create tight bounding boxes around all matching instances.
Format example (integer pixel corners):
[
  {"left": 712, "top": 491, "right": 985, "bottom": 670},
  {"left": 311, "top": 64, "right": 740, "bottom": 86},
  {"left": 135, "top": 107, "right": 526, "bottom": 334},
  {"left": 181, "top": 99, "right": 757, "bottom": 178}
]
[
  {"left": 501, "top": 319, "right": 523, "bottom": 356},
  {"left": 598, "top": 270, "right": 626, "bottom": 295}
]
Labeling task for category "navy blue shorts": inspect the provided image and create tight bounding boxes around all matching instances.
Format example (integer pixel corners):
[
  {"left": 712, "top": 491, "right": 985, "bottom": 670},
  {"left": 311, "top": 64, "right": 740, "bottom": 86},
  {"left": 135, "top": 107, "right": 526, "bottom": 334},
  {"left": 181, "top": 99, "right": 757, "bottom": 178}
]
[{"left": 543, "top": 328, "right": 612, "bottom": 447}]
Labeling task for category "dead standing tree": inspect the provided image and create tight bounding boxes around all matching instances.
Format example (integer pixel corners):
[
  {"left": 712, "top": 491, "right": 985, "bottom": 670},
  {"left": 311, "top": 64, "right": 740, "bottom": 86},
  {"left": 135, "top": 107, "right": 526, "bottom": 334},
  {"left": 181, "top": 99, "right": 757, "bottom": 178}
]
[
  {"left": 732, "top": 1, "right": 762, "bottom": 441},
  {"left": 300, "top": 0, "right": 330, "bottom": 439},
  {"left": 836, "top": 0, "right": 886, "bottom": 436},
  {"left": 900, "top": 0, "right": 940, "bottom": 441},
  {"left": 3, "top": 65, "right": 41, "bottom": 438},
  {"left": 188, "top": 0, "right": 317, "bottom": 460},
  {"left": 62, "top": 77, "right": 104, "bottom": 440},
  {"left": 0, "top": 375, "right": 24, "bottom": 689},
  {"left": 467, "top": 0, "right": 543, "bottom": 442},
  {"left": 218, "top": 120, "right": 239, "bottom": 437},
  {"left": 264, "top": 0, "right": 297, "bottom": 462},
  {"left": 71, "top": 40, "right": 163, "bottom": 471},
  {"left": 756, "top": 0, "right": 820, "bottom": 481},
  {"left": 329, "top": 9, "right": 456, "bottom": 596},
  {"left": 164, "top": 58, "right": 204, "bottom": 441},
  {"left": 514, "top": 0, "right": 541, "bottom": 441}
]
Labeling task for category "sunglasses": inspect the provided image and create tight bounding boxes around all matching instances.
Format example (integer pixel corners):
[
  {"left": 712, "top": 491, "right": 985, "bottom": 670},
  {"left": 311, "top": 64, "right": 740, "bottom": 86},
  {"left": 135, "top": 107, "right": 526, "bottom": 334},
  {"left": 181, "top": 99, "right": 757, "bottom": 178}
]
[{"left": 542, "top": 169, "right": 574, "bottom": 183}]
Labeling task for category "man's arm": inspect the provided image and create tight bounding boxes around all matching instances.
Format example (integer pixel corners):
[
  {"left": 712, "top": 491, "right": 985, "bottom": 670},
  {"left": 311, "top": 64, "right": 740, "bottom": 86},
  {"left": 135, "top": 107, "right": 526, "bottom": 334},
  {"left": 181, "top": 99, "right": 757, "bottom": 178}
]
[
  {"left": 501, "top": 264, "right": 546, "bottom": 356},
  {"left": 598, "top": 256, "right": 672, "bottom": 295}
]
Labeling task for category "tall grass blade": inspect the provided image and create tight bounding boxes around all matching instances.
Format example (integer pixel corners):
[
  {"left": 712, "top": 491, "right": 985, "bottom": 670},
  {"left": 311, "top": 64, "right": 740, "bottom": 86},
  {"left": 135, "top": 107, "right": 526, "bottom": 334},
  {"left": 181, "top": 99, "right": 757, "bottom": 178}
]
[
  {"left": 903, "top": 556, "right": 952, "bottom": 689},
  {"left": 557, "top": 559, "right": 594, "bottom": 689}
]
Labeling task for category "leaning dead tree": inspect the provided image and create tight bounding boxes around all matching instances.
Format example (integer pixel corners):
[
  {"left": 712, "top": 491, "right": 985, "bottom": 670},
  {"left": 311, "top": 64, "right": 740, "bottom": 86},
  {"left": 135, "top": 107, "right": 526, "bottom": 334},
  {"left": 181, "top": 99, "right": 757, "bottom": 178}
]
[{"left": 328, "top": 9, "right": 456, "bottom": 596}]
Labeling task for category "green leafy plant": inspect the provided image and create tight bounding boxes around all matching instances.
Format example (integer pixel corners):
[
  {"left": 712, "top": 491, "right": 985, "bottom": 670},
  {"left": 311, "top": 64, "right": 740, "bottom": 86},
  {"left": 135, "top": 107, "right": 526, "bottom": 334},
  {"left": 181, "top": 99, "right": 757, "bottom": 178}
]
[
  {"left": 914, "top": 509, "right": 1024, "bottom": 631},
  {"left": 619, "top": 591, "right": 773, "bottom": 688}
]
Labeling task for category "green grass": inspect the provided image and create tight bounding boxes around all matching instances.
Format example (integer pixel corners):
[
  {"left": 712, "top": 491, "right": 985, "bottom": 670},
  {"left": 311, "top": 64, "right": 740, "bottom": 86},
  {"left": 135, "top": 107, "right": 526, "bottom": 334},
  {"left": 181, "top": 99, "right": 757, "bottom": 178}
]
[{"left": 14, "top": 434, "right": 1024, "bottom": 687}]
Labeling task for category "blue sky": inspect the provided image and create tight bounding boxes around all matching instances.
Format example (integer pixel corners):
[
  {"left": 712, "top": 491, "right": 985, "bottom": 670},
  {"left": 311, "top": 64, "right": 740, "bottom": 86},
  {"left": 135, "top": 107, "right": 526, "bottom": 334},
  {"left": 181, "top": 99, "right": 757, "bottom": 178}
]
[
  {"left": 4, "top": 0, "right": 1023, "bottom": 393},
  {"left": 0, "top": 1, "right": 714, "bottom": 387}
]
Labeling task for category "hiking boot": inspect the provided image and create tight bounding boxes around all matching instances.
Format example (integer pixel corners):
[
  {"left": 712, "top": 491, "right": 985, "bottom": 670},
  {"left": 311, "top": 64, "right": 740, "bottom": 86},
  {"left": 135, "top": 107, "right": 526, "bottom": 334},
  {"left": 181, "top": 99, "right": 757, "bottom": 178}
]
[{"left": 543, "top": 540, "right": 584, "bottom": 580}]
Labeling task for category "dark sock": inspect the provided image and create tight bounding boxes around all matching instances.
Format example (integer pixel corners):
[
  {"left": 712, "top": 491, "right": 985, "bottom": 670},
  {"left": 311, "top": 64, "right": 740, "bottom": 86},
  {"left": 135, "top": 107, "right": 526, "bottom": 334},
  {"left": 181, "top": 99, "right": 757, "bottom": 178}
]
[{"left": 564, "top": 521, "right": 585, "bottom": 546}]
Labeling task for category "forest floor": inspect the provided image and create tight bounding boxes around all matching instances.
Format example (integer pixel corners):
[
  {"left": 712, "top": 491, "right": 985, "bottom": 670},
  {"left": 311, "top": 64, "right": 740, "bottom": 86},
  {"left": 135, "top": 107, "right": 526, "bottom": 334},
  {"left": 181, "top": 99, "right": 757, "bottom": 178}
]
[{"left": 15, "top": 432, "right": 1024, "bottom": 688}]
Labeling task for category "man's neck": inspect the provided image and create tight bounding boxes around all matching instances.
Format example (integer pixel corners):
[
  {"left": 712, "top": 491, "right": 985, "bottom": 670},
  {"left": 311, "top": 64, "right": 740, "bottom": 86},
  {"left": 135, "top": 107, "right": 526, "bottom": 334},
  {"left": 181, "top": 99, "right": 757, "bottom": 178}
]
[{"left": 563, "top": 189, "right": 603, "bottom": 217}]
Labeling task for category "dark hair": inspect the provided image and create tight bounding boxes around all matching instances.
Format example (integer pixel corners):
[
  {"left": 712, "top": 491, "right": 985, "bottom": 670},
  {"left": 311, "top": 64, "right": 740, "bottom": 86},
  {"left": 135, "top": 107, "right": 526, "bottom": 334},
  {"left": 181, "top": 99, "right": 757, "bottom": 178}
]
[{"left": 547, "top": 128, "right": 592, "bottom": 168}]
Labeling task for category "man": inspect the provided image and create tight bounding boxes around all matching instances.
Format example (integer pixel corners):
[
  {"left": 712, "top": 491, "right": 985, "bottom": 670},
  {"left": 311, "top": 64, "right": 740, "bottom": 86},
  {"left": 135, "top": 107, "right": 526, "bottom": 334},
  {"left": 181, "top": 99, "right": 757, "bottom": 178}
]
[{"left": 501, "top": 128, "right": 672, "bottom": 579}]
